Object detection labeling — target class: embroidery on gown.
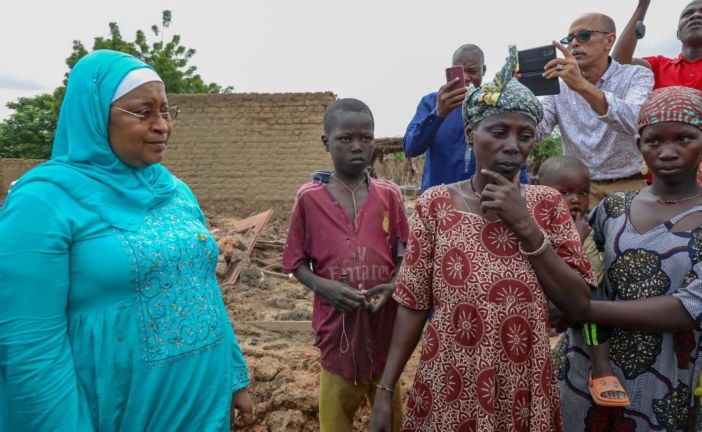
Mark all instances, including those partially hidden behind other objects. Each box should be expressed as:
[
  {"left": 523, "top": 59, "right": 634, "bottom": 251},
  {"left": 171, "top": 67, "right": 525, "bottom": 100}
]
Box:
[{"left": 114, "top": 189, "right": 224, "bottom": 366}]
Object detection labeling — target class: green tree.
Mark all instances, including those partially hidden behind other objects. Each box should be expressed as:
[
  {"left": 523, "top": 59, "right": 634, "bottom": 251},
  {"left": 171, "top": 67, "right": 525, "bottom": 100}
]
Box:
[
  {"left": 0, "top": 10, "right": 231, "bottom": 159},
  {"left": 528, "top": 131, "right": 563, "bottom": 179},
  {"left": 63, "top": 11, "right": 232, "bottom": 96},
  {"left": 0, "top": 94, "right": 57, "bottom": 159}
]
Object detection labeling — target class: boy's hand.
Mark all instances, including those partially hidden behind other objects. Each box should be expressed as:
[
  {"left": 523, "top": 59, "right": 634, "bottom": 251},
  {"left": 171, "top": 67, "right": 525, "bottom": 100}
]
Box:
[
  {"left": 316, "top": 279, "right": 365, "bottom": 313},
  {"left": 362, "top": 283, "right": 395, "bottom": 313},
  {"left": 573, "top": 210, "right": 591, "bottom": 243}
]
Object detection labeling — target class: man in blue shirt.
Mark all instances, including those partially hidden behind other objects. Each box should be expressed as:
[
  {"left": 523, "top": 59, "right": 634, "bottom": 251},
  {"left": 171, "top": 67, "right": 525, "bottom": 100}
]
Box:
[{"left": 404, "top": 44, "right": 528, "bottom": 191}]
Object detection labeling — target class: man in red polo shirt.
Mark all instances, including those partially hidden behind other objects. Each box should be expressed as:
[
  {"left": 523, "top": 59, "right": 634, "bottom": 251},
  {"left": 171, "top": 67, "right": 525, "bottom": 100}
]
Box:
[
  {"left": 614, "top": 0, "right": 702, "bottom": 90},
  {"left": 614, "top": 0, "right": 702, "bottom": 184}
]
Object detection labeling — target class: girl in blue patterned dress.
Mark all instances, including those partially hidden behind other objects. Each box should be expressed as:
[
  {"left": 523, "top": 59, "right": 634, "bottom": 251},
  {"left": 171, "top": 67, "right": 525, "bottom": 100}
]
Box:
[
  {"left": 554, "top": 86, "right": 702, "bottom": 431},
  {"left": 0, "top": 50, "right": 251, "bottom": 431}
]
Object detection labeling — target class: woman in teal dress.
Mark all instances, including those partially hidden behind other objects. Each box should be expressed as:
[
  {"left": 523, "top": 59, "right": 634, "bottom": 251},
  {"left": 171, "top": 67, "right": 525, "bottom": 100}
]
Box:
[{"left": 0, "top": 50, "right": 252, "bottom": 431}]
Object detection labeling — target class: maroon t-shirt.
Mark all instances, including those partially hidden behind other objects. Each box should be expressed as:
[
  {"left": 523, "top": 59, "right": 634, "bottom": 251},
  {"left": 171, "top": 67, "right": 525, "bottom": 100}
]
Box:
[{"left": 282, "top": 176, "right": 409, "bottom": 383}]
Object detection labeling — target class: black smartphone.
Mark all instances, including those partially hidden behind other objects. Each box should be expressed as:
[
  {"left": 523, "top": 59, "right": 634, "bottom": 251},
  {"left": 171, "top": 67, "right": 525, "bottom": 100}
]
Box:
[{"left": 517, "top": 45, "right": 560, "bottom": 96}]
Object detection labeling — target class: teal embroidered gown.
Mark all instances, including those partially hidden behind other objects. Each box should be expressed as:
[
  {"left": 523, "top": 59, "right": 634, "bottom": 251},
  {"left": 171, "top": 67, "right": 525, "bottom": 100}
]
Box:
[{"left": 0, "top": 179, "right": 249, "bottom": 431}]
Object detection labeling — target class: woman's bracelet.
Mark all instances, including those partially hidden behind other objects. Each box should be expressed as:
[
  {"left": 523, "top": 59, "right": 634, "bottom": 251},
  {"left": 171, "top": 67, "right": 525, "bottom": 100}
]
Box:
[
  {"left": 519, "top": 229, "right": 549, "bottom": 257},
  {"left": 376, "top": 384, "right": 395, "bottom": 394}
]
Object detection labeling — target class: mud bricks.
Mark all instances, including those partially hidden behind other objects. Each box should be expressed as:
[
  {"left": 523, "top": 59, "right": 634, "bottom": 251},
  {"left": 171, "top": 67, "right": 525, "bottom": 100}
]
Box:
[{"left": 163, "top": 92, "right": 336, "bottom": 216}]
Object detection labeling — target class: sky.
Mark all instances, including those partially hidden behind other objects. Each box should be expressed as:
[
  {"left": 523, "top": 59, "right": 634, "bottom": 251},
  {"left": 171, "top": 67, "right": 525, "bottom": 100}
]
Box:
[{"left": 0, "top": 0, "right": 687, "bottom": 138}]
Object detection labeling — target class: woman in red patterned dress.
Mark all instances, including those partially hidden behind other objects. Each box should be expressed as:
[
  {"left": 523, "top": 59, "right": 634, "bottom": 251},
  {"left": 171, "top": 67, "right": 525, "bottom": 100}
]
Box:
[{"left": 369, "top": 46, "right": 596, "bottom": 432}]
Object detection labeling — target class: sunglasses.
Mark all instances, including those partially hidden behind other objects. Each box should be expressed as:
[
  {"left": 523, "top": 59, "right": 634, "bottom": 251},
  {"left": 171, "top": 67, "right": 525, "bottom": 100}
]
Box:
[{"left": 559, "top": 29, "right": 611, "bottom": 45}]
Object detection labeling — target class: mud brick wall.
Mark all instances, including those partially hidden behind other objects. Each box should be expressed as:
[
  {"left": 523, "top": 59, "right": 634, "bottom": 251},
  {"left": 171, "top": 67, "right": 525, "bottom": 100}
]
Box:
[
  {"left": 0, "top": 158, "right": 44, "bottom": 203},
  {"left": 1, "top": 92, "right": 338, "bottom": 216},
  {"left": 164, "top": 92, "right": 337, "bottom": 217}
]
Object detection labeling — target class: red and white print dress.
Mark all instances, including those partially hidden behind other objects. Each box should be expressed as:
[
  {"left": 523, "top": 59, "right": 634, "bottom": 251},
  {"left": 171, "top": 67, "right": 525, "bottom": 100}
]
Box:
[{"left": 393, "top": 184, "right": 596, "bottom": 432}]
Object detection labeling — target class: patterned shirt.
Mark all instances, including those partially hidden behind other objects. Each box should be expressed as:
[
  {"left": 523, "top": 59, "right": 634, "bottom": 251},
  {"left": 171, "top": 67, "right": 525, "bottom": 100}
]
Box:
[
  {"left": 536, "top": 59, "right": 654, "bottom": 181},
  {"left": 554, "top": 191, "right": 702, "bottom": 431},
  {"left": 394, "top": 185, "right": 595, "bottom": 431}
]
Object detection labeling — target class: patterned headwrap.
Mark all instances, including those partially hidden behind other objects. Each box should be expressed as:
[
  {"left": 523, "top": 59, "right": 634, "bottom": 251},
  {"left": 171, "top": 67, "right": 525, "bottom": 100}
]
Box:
[
  {"left": 462, "top": 45, "right": 543, "bottom": 127},
  {"left": 638, "top": 86, "right": 702, "bottom": 132}
]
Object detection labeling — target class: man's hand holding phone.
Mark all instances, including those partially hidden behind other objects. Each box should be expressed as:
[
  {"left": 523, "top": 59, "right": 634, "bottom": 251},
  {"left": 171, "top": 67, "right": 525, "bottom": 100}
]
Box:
[
  {"left": 436, "top": 65, "right": 467, "bottom": 117},
  {"left": 542, "top": 41, "right": 587, "bottom": 93}
]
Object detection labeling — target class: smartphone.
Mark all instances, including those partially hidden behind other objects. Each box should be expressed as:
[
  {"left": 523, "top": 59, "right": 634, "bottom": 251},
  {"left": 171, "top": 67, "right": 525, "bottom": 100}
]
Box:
[
  {"left": 517, "top": 45, "right": 560, "bottom": 96},
  {"left": 445, "top": 65, "right": 465, "bottom": 89}
]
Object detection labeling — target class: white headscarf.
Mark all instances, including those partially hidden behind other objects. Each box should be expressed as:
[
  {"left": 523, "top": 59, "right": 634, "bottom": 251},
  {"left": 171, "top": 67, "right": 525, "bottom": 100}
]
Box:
[{"left": 111, "top": 67, "right": 164, "bottom": 103}]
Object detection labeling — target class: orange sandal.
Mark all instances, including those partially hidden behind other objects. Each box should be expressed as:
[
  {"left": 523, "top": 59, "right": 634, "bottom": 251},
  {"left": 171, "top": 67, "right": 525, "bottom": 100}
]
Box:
[{"left": 588, "top": 373, "right": 630, "bottom": 407}]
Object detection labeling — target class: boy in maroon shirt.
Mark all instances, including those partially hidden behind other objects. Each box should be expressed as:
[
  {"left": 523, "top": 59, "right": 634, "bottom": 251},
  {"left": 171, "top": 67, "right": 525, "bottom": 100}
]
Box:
[{"left": 282, "top": 98, "right": 409, "bottom": 431}]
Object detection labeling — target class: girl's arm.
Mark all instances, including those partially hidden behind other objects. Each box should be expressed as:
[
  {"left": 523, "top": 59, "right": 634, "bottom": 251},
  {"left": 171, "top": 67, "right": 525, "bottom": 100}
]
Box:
[{"left": 588, "top": 296, "right": 696, "bottom": 333}]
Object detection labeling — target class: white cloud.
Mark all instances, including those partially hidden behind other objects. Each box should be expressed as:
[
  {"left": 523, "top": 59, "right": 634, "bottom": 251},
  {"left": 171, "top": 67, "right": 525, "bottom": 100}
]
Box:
[{"left": 0, "top": 75, "right": 52, "bottom": 92}]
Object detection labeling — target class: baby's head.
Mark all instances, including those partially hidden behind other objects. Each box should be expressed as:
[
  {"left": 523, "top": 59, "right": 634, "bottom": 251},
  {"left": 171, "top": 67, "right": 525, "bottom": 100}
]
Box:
[{"left": 537, "top": 156, "right": 591, "bottom": 217}]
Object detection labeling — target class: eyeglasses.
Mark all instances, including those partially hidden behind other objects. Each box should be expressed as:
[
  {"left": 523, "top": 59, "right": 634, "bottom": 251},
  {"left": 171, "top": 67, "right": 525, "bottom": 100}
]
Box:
[
  {"left": 560, "top": 30, "right": 611, "bottom": 45},
  {"left": 111, "top": 105, "right": 180, "bottom": 124}
]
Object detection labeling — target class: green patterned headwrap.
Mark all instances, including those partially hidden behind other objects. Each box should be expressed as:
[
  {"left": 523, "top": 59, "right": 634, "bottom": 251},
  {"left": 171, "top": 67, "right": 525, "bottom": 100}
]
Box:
[{"left": 462, "top": 45, "right": 543, "bottom": 127}]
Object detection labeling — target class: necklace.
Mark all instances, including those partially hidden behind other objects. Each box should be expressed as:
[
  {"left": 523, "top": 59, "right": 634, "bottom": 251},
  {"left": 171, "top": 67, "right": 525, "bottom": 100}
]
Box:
[
  {"left": 331, "top": 174, "right": 366, "bottom": 220},
  {"left": 469, "top": 176, "right": 482, "bottom": 198},
  {"left": 644, "top": 187, "right": 702, "bottom": 204},
  {"left": 459, "top": 180, "right": 474, "bottom": 211}
]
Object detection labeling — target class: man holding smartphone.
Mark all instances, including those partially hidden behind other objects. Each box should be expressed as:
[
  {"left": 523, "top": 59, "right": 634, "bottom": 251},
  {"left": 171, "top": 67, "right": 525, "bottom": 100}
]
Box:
[
  {"left": 536, "top": 12, "right": 654, "bottom": 206},
  {"left": 404, "top": 44, "right": 533, "bottom": 192}
]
